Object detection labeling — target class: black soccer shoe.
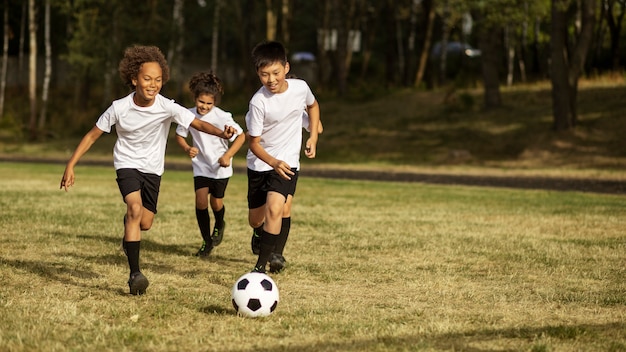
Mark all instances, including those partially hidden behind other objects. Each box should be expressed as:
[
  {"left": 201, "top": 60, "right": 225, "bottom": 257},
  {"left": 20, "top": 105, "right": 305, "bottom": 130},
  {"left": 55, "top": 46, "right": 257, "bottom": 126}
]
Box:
[
  {"left": 251, "top": 229, "right": 261, "bottom": 255},
  {"left": 128, "top": 272, "right": 149, "bottom": 295},
  {"left": 269, "top": 253, "right": 286, "bottom": 273},
  {"left": 195, "top": 241, "right": 214, "bottom": 259},
  {"left": 211, "top": 222, "right": 225, "bottom": 247},
  {"left": 251, "top": 264, "right": 266, "bottom": 273}
]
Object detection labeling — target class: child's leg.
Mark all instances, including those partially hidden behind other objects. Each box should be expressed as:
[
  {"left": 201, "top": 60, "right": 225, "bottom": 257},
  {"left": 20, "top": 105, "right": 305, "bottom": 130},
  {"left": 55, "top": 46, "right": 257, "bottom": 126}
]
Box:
[
  {"left": 273, "top": 195, "right": 293, "bottom": 256},
  {"left": 194, "top": 187, "right": 213, "bottom": 256},
  {"left": 249, "top": 206, "right": 265, "bottom": 254},
  {"left": 210, "top": 196, "right": 226, "bottom": 246},
  {"left": 254, "top": 192, "right": 285, "bottom": 272},
  {"left": 194, "top": 187, "right": 211, "bottom": 241},
  {"left": 122, "top": 191, "right": 152, "bottom": 295}
]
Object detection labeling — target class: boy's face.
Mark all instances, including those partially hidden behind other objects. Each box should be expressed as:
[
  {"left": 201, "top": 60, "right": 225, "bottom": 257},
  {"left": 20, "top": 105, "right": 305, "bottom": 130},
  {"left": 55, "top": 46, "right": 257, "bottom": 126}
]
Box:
[
  {"left": 131, "top": 62, "right": 163, "bottom": 106},
  {"left": 257, "top": 61, "right": 290, "bottom": 94},
  {"left": 195, "top": 93, "right": 215, "bottom": 116}
]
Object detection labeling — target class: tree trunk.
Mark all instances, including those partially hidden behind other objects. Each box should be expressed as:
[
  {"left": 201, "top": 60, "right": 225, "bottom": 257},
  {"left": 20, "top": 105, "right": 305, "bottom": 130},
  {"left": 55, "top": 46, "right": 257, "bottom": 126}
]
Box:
[
  {"left": 38, "top": 0, "right": 51, "bottom": 132},
  {"left": 167, "top": 0, "right": 185, "bottom": 100},
  {"left": 414, "top": 0, "right": 435, "bottom": 87},
  {"left": 474, "top": 10, "right": 502, "bottom": 108},
  {"left": 0, "top": 0, "right": 8, "bottom": 121},
  {"left": 605, "top": 0, "right": 625, "bottom": 70},
  {"left": 281, "top": 0, "right": 290, "bottom": 46},
  {"left": 438, "top": 1, "right": 450, "bottom": 85},
  {"left": 550, "top": 0, "right": 596, "bottom": 131},
  {"left": 211, "top": 0, "right": 222, "bottom": 71},
  {"left": 28, "top": 0, "right": 37, "bottom": 140},
  {"left": 505, "top": 26, "right": 515, "bottom": 86},
  {"left": 266, "top": 0, "right": 277, "bottom": 40},
  {"left": 18, "top": 1, "right": 26, "bottom": 78}
]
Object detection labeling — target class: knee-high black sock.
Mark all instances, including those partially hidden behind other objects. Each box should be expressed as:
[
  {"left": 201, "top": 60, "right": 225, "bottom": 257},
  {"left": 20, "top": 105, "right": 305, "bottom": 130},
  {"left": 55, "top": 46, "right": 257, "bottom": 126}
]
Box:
[
  {"left": 273, "top": 217, "right": 291, "bottom": 255},
  {"left": 195, "top": 208, "right": 211, "bottom": 243},
  {"left": 123, "top": 240, "right": 141, "bottom": 274},
  {"left": 213, "top": 206, "right": 225, "bottom": 229},
  {"left": 255, "top": 230, "right": 277, "bottom": 269}
]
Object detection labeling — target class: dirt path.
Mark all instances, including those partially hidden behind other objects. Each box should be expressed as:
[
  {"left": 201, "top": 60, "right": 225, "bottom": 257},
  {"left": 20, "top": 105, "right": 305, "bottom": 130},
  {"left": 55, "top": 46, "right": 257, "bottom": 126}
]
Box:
[{"left": 3, "top": 156, "right": 625, "bottom": 195}]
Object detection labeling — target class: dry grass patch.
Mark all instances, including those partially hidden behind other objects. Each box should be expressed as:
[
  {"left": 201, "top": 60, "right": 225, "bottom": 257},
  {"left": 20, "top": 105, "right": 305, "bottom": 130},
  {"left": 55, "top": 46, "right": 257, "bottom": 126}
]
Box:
[{"left": 0, "top": 162, "right": 625, "bottom": 351}]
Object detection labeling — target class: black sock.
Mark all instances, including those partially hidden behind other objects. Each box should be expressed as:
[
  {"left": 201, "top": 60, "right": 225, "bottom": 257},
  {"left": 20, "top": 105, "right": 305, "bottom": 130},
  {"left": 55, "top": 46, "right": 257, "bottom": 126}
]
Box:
[
  {"left": 213, "top": 206, "right": 225, "bottom": 229},
  {"left": 195, "top": 208, "right": 211, "bottom": 243},
  {"left": 253, "top": 224, "right": 263, "bottom": 237},
  {"left": 255, "top": 229, "right": 277, "bottom": 269},
  {"left": 123, "top": 240, "right": 141, "bottom": 274},
  {"left": 273, "top": 217, "right": 291, "bottom": 255}
]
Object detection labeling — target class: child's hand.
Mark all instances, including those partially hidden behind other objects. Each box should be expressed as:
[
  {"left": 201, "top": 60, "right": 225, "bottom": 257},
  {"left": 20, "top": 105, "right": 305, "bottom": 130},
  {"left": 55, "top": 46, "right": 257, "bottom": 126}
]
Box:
[
  {"left": 222, "top": 125, "right": 236, "bottom": 139},
  {"left": 188, "top": 147, "right": 199, "bottom": 158},
  {"left": 60, "top": 169, "right": 75, "bottom": 191},
  {"left": 305, "top": 138, "right": 317, "bottom": 158},
  {"left": 218, "top": 155, "right": 230, "bottom": 167},
  {"left": 271, "top": 159, "right": 294, "bottom": 180}
]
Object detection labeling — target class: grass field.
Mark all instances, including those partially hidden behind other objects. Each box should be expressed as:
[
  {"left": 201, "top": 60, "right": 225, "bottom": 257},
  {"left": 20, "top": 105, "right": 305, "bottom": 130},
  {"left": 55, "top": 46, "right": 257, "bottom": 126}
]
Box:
[{"left": 0, "top": 162, "right": 624, "bottom": 351}]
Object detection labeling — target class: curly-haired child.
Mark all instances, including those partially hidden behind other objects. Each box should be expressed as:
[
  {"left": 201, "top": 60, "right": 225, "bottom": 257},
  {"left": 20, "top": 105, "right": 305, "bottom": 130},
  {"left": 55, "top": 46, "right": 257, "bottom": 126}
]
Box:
[
  {"left": 175, "top": 71, "right": 245, "bottom": 258},
  {"left": 60, "top": 45, "right": 237, "bottom": 295}
]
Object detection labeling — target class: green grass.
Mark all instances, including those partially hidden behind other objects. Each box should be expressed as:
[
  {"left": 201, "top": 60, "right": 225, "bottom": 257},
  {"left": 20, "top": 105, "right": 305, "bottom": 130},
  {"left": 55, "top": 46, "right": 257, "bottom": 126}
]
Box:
[{"left": 0, "top": 162, "right": 625, "bottom": 351}]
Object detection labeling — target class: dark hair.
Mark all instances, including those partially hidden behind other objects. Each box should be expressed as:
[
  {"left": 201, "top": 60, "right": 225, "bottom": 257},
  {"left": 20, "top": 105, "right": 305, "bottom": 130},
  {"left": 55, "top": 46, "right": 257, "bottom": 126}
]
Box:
[
  {"left": 188, "top": 71, "right": 224, "bottom": 104},
  {"left": 251, "top": 41, "right": 287, "bottom": 71},
  {"left": 118, "top": 45, "right": 170, "bottom": 89}
]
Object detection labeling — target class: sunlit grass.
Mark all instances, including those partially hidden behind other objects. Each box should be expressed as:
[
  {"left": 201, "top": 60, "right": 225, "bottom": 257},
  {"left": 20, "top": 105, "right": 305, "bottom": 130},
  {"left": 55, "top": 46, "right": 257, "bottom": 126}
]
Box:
[{"left": 0, "top": 162, "right": 625, "bottom": 351}]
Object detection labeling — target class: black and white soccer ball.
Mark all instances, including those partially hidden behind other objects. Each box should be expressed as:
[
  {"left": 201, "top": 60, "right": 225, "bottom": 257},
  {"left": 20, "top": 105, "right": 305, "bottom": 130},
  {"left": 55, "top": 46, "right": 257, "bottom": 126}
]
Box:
[{"left": 231, "top": 272, "right": 279, "bottom": 317}]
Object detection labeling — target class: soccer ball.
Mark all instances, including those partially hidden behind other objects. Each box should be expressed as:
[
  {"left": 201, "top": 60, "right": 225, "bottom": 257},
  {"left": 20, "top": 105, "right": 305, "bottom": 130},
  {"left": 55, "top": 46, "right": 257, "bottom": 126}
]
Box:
[{"left": 231, "top": 272, "right": 279, "bottom": 317}]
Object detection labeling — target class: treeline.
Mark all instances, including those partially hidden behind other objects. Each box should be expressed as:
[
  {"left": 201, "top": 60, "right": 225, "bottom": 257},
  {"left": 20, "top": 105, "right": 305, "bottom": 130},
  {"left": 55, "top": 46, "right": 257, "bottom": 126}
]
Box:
[{"left": 0, "top": 0, "right": 625, "bottom": 140}]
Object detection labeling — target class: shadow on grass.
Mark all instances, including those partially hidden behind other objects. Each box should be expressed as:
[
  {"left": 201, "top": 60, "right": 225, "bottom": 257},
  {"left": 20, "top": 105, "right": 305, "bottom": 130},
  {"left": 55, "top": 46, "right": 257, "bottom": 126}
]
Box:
[{"left": 227, "top": 321, "right": 625, "bottom": 352}]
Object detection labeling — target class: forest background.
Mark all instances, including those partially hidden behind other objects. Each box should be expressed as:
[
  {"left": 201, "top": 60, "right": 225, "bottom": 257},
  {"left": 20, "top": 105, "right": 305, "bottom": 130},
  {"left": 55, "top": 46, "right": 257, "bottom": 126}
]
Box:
[{"left": 0, "top": 0, "right": 625, "bottom": 160}]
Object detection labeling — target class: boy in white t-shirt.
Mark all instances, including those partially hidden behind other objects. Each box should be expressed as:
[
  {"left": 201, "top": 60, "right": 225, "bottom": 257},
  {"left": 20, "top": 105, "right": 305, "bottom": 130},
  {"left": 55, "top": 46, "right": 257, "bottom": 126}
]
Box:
[
  {"left": 176, "top": 71, "right": 245, "bottom": 258},
  {"left": 245, "top": 41, "right": 321, "bottom": 273},
  {"left": 60, "top": 45, "right": 236, "bottom": 295}
]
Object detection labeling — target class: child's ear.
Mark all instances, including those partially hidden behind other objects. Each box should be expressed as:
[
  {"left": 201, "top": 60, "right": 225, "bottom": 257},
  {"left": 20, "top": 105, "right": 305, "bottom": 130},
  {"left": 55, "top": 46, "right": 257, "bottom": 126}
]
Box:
[
  {"left": 131, "top": 77, "right": 137, "bottom": 87},
  {"left": 284, "top": 62, "right": 290, "bottom": 75}
]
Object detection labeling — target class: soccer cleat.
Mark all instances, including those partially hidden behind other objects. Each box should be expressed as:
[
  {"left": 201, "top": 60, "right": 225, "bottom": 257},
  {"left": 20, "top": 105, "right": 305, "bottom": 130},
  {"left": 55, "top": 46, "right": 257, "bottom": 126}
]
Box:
[
  {"left": 250, "top": 229, "right": 261, "bottom": 255},
  {"left": 211, "top": 222, "right": 225, "bottom": 247},
  {"left": 195, "top": 241, "right": 214, "bottom": 259},
  {"left": 128, "top": 272, "right": 149, "bottom": 295},
  {"left": 269, "top": 253, "right": 286, "bottom": 273},
  {"left": 251, "top": 264, "right": 266, "bottom": 273}
]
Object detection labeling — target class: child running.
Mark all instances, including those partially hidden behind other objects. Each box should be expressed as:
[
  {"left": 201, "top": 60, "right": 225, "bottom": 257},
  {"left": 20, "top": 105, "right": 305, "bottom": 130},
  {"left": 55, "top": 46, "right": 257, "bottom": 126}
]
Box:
[
  {"left": 60, "top": 45, "right": 236, "bottom": 295},
  {"left": 175, "top": 71, "right": 245, "bottom": 258},
  {"left": 245, "top": 41, "right": 321, "bottom": 273}
]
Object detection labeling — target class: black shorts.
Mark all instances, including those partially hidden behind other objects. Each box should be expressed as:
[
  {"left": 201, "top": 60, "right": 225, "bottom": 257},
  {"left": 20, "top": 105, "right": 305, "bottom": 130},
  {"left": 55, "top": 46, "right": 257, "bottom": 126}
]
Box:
[
  {"left": 194, "top": 176, "right": 229, "bottom": 198},
  {"left": 247, "top": 168, "right": 298, "bottom": 209},
  {"left": 116, "top": 168, "right": 161, "bottom": 214}
]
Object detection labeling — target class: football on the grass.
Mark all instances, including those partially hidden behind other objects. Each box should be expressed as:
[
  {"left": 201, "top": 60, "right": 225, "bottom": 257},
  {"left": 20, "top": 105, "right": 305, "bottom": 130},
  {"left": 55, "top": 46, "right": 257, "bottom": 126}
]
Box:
[{"left": 231, "top": 272, "right": 279, "bottom": 317}]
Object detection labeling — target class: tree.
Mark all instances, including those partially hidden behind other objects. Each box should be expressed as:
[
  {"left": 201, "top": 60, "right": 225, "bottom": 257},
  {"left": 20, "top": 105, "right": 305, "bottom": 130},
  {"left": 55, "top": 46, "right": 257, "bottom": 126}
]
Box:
[
  {"left": 0, "top": 0, "right": 8, "bottom": 121},
  {"left": 38, "top": 0, "right": 51, "bottom": 132},
  {"left": 27, "top": 0, "right": 37, "bottom": 140},
  {"left": 550, "top": 0, "right": 596, "bottom": 131},
  {"left": 604, "top": 0, "right": 626, "bottom": 70},
  {"left": 414, "top": 0, "right": 435, "bottom": 87}
]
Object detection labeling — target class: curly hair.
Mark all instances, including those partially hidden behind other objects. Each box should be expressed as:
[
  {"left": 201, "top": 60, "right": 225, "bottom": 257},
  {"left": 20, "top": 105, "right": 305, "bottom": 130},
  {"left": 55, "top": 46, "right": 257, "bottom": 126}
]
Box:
[
  {"left": 188, "top": 71, "right": 224, "bottom": 104},
  {"left": 118, "top": 45, "right": 170, "bottom": 89}
]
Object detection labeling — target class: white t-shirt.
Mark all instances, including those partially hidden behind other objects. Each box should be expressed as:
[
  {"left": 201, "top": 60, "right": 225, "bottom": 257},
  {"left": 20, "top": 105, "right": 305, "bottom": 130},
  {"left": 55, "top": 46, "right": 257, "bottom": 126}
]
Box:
[
  {"left": 245, "top": 79, "right": 315, "bottom": 172},
  {"left": 176, "top": 106, "right": 243, "bottom": 179},
  {"left": 96, "top": 93, "right": 195, "bottom": 176}
]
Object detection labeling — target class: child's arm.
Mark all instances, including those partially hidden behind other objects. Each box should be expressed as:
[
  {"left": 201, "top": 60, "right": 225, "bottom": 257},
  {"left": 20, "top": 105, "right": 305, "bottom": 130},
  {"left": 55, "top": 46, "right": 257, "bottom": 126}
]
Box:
[
  {"left": 175, "top": 134, "right": 198, "bottom": 158},
  {"left": 304, "top": 100, "right": 321, "bottom": 158},
  {"left": 190, "top": 118, "right": 236, "bottom": 139},
  {"left": 249, "top": 135, "right": 295, "bottom": 180},
  {"left": 60, "top": 126, "right": 104, "bottom": 191},
  {"left": 218, "top": 132, "right": 246, "bottom": 167}
]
